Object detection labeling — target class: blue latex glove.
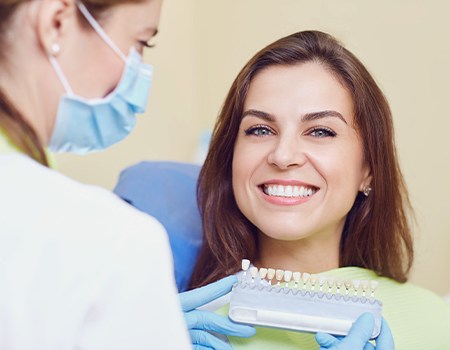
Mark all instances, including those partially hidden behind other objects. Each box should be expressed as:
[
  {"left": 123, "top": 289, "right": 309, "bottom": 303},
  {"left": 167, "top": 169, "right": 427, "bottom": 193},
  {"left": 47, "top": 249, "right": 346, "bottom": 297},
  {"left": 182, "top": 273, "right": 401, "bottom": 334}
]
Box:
[
  {"left": 180, "top": 275, "right": 256, "bottom": 350},
  {"left": 315, "top": 313, "right": 395, "bottom": 350}
]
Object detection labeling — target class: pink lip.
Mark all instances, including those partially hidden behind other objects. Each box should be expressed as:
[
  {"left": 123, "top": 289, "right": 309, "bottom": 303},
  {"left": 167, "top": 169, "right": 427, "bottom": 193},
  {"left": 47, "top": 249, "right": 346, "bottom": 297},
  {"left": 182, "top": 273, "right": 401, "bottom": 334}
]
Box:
[{"left": 261, "top": 179, "right": 319, "bottom": 188}]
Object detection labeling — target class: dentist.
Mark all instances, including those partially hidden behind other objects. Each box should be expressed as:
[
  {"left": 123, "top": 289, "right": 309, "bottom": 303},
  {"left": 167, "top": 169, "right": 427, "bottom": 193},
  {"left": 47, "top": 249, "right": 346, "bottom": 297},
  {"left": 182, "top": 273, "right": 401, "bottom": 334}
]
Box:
[{"left": 0, "top": 0, "right": 191, "bottom": 349}]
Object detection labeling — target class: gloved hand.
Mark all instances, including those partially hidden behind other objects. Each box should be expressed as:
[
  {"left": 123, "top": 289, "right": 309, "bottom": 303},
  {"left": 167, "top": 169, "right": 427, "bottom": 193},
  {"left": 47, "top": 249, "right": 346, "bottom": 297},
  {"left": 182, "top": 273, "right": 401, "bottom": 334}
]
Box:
[
  {"left": 180, "top": 275, "right": 256, "bottom": 350},
  {"left": 315, "top": 313, "right": 394, "bottom": 350}
]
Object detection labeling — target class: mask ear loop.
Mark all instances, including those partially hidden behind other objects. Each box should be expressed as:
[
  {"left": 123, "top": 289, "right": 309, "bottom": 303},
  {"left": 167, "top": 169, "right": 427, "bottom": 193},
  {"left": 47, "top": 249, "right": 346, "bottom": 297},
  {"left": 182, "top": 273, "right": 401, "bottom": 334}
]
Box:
[
  {"left": 77, "top": 2, "right": 127, "bottom": 63},
  {"left": 49, "top": 55, "right": 75, "bottom": 96}
]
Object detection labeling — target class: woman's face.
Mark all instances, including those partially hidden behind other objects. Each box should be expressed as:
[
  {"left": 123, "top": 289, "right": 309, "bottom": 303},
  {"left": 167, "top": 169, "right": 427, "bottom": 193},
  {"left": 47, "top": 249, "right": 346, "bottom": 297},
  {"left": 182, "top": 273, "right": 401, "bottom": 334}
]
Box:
[
  {"left": 232, "top": 62, "right": 371, "bottom": 246},
  {"left": 40, "top": 0, "right": 162, "bottom": 142},
  {"left": 61, "top": 0, "right": 162, "bottom": 98}
]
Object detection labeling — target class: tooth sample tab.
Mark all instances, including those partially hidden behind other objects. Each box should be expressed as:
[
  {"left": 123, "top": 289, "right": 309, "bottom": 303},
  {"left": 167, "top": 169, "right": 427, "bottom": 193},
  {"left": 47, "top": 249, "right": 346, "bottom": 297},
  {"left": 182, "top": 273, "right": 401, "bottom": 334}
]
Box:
[
  {"left": 335, "top": 279, "right": 343, "bottom": 295},
  {"left": 250, "top": 266, "right": 258, "bottom": 282},
  {"left": 293, "top": 272, "right": 301, "bottom": 288},
  {"left": 275, "top": 269, "right": 284, "bottom": 286},
  {"left": 242, "top": 259, "right": 250, "bottom": 271},
  {"left": 370, "top": 281, "right": 379, "bottom": 298},
  {"left": 344, "top": 280, "right": 352, "bottom": 295},
  {"left": 302, "top": 272, "right": 311, "bottom": 289},
  {"left": 241, "top": 259, "right": 250, "bottom": 282},
  {"left": 267, "top": 268, "right": 276, "bottom": 285},
  {"left": 284, "top": 270, "right": 293, "bottom": 287},
  {"left": 259, "top": 268, "right": 268, "bottom": 279},
  {"left": 361, "top": 280, "right": 369, "bottom": 297},
  {"left": 327, "top": 277, "right": 335, "bottom": 293},
  {"left": 310, "top": 274, "right": 318, "bottom": 291},
  {"left": 353, "top": 280, "right": 361, "bottom": 296},
  {"left": 319, "top": 276, "right": 327, "bottom": 292}
]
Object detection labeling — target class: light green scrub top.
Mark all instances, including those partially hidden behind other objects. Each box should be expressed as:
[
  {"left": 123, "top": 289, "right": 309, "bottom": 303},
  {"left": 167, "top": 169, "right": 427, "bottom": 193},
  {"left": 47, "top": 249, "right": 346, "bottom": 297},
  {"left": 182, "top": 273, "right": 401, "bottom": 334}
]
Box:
[{"left": 218, "top": 267, "right": 450, "bottom": 350}]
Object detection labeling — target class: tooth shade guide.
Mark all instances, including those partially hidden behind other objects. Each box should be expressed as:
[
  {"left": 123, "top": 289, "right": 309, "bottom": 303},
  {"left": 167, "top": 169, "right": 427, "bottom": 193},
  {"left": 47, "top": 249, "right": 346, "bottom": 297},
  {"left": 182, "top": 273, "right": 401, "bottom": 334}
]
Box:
[{"left": 236, "top": 261, "right": 380, "bottom": 300}]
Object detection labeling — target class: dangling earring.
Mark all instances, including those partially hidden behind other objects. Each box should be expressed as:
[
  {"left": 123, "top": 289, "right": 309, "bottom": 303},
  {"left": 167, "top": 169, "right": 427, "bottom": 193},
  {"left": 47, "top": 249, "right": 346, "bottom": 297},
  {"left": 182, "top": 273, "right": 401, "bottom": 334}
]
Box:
[
  {"left": 363, "top": 185, "right": 372, "bottom": 197},
  {"left": 50, "top": 43, "right": 61, "bottom": 56}
]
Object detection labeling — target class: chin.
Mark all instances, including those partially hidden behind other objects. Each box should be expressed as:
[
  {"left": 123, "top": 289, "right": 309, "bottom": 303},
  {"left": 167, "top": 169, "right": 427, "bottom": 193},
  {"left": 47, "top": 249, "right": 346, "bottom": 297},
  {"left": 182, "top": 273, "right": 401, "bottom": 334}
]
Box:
[{"left": 260, "top": 229, "right": 312, "bottom": 242}]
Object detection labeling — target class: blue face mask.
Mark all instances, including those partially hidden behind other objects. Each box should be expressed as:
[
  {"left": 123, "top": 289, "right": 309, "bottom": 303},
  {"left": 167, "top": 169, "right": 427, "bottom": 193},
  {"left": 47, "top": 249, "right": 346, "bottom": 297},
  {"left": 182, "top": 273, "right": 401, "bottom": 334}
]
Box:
[{"left": 48, "top": 3, "right": 154, "bottom": 154}]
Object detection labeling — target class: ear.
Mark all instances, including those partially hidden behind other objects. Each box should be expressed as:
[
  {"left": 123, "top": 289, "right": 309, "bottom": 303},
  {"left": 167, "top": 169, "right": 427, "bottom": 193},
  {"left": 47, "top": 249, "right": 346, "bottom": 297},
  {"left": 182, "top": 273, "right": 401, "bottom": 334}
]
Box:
[
  {"left": 359, "top": 163, "right": 372, "bottom": 192},
  {"left": 35, "top": 0, "right": 77, "bottom": 56}
]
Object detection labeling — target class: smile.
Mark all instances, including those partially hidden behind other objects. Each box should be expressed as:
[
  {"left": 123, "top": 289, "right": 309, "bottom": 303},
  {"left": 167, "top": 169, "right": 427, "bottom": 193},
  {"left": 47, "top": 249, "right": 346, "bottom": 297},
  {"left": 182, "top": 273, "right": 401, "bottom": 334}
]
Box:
[{"left": 263, "top": 184, "right": 318, "bottom": 198}]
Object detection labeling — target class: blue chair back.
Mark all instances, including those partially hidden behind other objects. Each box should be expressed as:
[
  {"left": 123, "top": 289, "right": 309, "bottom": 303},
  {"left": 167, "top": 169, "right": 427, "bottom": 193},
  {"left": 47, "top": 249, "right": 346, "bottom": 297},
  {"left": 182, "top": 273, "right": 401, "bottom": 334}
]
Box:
[{"left": 114, "top": 161, "right": 202, "bottom": 292}]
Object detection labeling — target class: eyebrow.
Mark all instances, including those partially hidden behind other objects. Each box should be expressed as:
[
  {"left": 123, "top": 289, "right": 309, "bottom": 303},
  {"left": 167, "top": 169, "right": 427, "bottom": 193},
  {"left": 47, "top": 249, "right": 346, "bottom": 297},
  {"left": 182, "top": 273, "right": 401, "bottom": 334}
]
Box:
[
  {"left": 242, "top": 109, "right": 348, "bottom": 125},
  {"left": 302, "top": 110, "right": 347, "bottom": 125},
  {"left": 242, "top": 109, "right": 275, "bottom": 122}
]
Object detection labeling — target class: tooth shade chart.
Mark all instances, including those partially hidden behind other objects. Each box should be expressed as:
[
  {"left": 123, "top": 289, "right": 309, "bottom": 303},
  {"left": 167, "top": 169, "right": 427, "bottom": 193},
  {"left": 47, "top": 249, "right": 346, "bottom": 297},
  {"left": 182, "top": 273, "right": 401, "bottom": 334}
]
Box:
[{"left": 239, "top": 259, "right": 379, "bottom": 299}]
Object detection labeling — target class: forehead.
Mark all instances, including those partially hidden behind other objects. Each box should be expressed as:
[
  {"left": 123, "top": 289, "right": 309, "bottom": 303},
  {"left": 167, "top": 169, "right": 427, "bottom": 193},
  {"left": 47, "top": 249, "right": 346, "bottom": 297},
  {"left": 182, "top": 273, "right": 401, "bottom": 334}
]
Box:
[
  {"left": 245, "top": 62, "right": 355, "bottom": 123},
  {"left": 102, "top": 0, "right": 162, "bottom": 34}
]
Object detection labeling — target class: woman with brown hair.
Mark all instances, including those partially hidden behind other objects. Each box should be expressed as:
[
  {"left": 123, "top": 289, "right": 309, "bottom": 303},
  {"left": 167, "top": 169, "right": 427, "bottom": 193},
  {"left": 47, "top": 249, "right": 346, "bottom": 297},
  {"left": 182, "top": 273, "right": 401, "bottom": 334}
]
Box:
[
  {"left": 0, "top": 0, "right": 192, "bottom": 348},
  {"left": 190, "top": 30, "right": 450, "bottom": 349}
]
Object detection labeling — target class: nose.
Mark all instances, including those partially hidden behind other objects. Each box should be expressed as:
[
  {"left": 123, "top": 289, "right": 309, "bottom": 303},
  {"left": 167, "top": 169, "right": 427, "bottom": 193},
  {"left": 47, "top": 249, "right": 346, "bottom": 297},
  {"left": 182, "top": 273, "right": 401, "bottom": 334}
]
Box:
[{"left": 267, "top": 134, "right": 307, "bottom": 169}]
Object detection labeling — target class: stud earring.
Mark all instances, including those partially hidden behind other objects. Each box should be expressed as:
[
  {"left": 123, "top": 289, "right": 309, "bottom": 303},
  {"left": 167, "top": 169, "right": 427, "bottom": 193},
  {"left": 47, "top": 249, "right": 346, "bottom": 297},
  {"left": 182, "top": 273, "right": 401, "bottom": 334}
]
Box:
[
  {"left": 363, "top": 186, "right": 372, "bottom": 197},
  {"left": 50, "top": 43, "right": 61, "bottom": 55}
]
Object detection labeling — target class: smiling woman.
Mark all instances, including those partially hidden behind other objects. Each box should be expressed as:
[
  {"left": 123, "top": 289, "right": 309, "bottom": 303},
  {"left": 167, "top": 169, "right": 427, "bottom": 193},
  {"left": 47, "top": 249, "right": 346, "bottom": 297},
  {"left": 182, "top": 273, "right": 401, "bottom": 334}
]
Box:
[
  {"left": 189, "top": 30, "right": 450, "bottom": 349},
  {"left": 191, "top": 31, "right": 411, "bottom": 286}
]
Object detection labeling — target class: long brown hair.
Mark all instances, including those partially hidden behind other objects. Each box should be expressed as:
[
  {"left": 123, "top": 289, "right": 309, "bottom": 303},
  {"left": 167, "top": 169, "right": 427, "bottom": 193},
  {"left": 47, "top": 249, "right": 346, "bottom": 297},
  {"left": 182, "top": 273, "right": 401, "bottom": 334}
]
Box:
[
  {"left": 0, "top": 0, "right": 141, "bottom": 165},
  {"left": 190, "top": 30, "right": 414, "bottom": 289}
]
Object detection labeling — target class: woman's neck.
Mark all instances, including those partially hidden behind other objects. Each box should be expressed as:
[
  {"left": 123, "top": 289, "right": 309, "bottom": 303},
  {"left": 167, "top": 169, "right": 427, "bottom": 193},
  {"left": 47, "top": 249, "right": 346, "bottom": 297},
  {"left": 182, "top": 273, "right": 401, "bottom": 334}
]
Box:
[{"left": 256, "top": 229, "right": 342, "bottom": 274}]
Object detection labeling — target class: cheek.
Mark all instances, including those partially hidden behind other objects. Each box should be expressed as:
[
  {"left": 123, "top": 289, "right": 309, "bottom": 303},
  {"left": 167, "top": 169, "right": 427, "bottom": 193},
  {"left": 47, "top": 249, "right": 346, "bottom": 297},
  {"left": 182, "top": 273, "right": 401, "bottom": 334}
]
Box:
[
  {"left": 231, "top": 146, "right": 247, "bottom": 197},
  {"left": 310, "top": 141, "right": 366, "bottom": 193},
  {"left": 231, "top": 141, "right": 260, "bottom": 211}
]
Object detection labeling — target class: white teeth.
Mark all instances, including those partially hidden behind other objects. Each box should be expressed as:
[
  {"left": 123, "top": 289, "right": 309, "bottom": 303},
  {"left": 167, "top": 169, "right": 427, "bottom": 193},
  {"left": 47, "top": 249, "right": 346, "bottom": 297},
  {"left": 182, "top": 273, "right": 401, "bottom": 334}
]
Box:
[
  {"left": 285, "top": 186, "right": 293, "bottom": 196},
  {"left": 299, "top": 186, "right": 305, "bottom": 197},
  {"left": 277, "top": 185, "right": 285, "bottom": 196},
  {"left": 264, "top": 184, "right": 317, "bottom": 198}
]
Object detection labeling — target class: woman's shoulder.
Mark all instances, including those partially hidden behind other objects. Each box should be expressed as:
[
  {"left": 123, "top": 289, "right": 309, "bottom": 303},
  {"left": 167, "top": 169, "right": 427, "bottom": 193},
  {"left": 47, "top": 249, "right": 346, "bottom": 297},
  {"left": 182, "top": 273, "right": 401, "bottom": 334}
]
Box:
[
  {"left": 327, "top": 266, "right": 449, "bottom": 311},
  {"left": 329, "top": 267, "right": 450, "bottom": 349}
]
